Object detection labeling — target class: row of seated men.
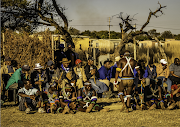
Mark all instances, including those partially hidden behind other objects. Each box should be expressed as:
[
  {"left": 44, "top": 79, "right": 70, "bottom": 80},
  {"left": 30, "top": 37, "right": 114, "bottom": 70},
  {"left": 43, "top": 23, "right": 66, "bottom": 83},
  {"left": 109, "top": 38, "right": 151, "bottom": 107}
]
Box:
[{"left": 1, "top": 52, "right": 180, "bottom": 113}]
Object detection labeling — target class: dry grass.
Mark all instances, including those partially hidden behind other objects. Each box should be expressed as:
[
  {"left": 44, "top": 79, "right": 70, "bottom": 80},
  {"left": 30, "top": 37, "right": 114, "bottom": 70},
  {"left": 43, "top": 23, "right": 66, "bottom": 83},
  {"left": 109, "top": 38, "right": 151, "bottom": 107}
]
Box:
[
  {"left": 1, "top": 98, "right": 180, "bottom": 127},
  {"left": 2, "top": 30, "right": 52, "bottom": 69}
]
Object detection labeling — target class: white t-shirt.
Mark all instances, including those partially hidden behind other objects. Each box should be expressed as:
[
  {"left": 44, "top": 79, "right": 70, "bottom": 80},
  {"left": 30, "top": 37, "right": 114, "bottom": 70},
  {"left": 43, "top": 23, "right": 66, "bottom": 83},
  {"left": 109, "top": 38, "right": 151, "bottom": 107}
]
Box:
[{"left": 18, "top": 87, "right": 38, "bottom": 101}]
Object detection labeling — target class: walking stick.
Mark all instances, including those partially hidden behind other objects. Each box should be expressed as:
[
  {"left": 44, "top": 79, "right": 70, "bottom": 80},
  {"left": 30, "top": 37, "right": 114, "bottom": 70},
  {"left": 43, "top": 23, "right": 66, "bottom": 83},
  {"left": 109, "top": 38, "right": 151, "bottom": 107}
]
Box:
[
  {"left": 57, "top": 72, "right": 63, "bottom": 90},
  {"left": 141, "top": 81, "right": 143, "bottom": 110},
  {"left": 39, "top": 74, "right": 43, "bottom": 107}
]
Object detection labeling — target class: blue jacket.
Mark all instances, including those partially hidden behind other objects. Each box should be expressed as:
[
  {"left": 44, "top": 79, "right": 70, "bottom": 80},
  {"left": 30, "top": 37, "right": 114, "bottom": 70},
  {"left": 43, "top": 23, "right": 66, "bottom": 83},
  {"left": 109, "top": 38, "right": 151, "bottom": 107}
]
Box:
[
  {"left": 98, "top": 66, "right": 110, "bottom": 80},
  {"left": 134, "top": 68, "right": 147, "bottom": 78},
  {"left": 110, "top": 64, "right": 117, "bottom": 79},
  {"left": 146, "top": 65, "right": 157, "bottom": 79}
]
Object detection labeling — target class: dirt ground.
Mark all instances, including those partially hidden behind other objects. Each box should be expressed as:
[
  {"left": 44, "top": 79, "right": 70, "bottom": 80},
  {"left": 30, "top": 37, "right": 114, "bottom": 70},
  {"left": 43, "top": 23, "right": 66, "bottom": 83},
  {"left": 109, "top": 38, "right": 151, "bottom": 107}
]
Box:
[{"left": 1, "top": 98, "right": 180, "bottom": 127}]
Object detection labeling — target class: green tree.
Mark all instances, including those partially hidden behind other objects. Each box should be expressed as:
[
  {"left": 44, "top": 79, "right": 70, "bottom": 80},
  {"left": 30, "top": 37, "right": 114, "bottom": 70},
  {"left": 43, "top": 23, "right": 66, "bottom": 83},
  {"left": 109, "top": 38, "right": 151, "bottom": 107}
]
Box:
[
  {"left": 1, "top": 0, "right": 74, "bottom": 46},
  {"left": 174, "top": 34, "right": 180, "bottom": 40},
  {"left": 161, "top": 31, "right": 173, "bottom": 40}
]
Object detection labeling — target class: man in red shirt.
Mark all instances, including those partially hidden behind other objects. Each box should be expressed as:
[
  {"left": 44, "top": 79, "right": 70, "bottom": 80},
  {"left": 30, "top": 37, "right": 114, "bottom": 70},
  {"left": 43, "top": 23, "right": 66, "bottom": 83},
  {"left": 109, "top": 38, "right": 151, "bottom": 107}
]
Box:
[{"left": 167, "top": 83, "right": 180, "bottom": 109}]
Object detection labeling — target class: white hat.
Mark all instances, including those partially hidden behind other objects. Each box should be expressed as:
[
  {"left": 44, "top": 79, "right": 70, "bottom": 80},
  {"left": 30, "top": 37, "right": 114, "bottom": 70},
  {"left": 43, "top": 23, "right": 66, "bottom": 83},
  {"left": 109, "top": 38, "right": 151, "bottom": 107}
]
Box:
[
  {"left": 115, "top": 56, "right": 121, "bottom": 62},
  {"left": 160, "top": 59, "right": 167, "bottom": 64},
  {"left": 34, "top": 63, "right": 43, "bottom": 69}
]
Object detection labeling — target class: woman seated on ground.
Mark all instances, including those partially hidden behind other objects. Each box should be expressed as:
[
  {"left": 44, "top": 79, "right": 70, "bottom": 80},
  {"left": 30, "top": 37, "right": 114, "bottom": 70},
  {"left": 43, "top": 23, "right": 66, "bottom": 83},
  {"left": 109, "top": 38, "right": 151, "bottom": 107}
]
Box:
[{"left": 76, "top": 81, "right": 110, "bottom": 113}]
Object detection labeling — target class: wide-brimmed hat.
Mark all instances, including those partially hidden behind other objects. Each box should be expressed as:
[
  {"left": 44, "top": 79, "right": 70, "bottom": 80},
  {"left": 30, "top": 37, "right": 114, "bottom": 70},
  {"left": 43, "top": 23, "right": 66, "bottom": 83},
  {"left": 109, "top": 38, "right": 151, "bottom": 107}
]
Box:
[
  {"left": 5, "top": 57, "right": 11, "bottom": 61},
  {"left": 34, "top": 63, "right": 43, "bottom": 69},
  {"left": 22, "top": 65, "right": 30, "bottom": 71},
  {"left": 60, "top": 58, "right": 71, "bottom": 63}
]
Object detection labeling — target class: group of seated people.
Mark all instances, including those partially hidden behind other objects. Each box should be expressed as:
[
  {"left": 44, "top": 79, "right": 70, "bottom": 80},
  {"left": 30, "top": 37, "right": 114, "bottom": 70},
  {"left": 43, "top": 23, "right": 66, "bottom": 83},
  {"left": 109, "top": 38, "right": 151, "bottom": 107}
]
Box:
[{"left": 1, "top": 50, "right": 180, "bottom": 114}]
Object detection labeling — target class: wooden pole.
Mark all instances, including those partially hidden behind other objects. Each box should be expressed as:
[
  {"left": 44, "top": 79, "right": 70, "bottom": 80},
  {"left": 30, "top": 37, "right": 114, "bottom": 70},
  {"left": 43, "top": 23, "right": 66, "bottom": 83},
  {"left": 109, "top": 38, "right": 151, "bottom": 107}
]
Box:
[
  {"left": 147, "top": 46, "right": 149, "bottom": 65},
  {"left": 93, "top": 48, "right": 96, "bottom": 66},
  {"left": 109, "top": 17, "right": 111, "bottom": 39},
  {"left": 52, "top": 35, "right": 54, "bottom": 62},
  {"left": 133, "top": 37, "right": 136, "bottom": 60}
]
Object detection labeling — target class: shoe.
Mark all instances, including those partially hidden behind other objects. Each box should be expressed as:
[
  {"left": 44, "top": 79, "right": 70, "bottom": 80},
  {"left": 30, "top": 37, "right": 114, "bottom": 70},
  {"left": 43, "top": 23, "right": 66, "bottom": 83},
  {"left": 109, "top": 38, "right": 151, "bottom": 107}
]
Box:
[
  {"left": 167, "top": 103, "right": 176, "bottom": 110},
  {"left": 25, "top": 108, "right": 30, "bottom": 114},
  {"left": 100, "top": 108, "right": 110, "bottom": 112},
  {"left": 148, "top": 103, "right": 156, "bottom": 110},
  {"left": 86, "top": 104, "right": 94, "bottom": 113},
  {"left": 62, "top": 105, "right": 70, "bottom": 114},
  {"left": 38, "top": 107, "right": 45, "bottom": 113},
  {"left": 160, "top": 102, "right": 165, "bottom": 110}
]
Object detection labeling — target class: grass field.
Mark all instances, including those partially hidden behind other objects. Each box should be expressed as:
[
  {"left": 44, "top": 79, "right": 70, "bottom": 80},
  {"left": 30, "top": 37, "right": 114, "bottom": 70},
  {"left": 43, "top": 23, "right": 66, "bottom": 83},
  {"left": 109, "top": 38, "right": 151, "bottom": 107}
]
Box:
[{"left": 1, "top": 98, "right": 180, "bottom": 127}]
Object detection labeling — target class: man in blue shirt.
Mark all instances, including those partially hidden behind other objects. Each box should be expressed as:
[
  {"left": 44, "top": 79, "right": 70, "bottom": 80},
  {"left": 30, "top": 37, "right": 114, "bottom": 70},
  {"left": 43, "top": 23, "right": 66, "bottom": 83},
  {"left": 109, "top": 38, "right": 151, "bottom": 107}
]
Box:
[{"left": 98, "top": 60, "right": 111, "bottom": 88}]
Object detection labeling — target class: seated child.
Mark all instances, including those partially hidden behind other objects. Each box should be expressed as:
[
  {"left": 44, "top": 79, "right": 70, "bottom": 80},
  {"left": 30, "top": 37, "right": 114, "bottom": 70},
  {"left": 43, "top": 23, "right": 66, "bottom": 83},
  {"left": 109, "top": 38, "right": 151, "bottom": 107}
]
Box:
[
  {"left": 44, "top": 87, "right": 59, "bottom": 113},
  {"left": 77, "top": 81, "right": 110, "bottom": 113},
  {"left": 58, "top": 83, "right": 77, "bottom": 114}
]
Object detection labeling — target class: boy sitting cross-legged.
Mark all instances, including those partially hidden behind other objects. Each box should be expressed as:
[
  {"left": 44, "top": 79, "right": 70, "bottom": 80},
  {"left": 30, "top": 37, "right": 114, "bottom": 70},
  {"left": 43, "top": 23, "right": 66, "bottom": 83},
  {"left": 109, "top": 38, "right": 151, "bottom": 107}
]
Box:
[{"left": 76, "top": 81, "right": 110, "bottom": 113}]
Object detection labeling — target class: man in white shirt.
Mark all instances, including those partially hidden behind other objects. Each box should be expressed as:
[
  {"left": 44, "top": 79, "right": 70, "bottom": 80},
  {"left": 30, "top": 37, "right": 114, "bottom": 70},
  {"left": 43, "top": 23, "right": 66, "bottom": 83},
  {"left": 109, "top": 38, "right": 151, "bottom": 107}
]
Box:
[{"left": 18, "top": 79, "right": 45, "bottom": 114}]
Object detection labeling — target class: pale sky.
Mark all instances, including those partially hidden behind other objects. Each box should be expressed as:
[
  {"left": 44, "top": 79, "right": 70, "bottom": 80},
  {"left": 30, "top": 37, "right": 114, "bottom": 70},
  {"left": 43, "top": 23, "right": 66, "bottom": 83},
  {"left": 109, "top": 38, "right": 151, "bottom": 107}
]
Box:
[{"left": 40, "top": 0, "right": 180, "bottom": 35}]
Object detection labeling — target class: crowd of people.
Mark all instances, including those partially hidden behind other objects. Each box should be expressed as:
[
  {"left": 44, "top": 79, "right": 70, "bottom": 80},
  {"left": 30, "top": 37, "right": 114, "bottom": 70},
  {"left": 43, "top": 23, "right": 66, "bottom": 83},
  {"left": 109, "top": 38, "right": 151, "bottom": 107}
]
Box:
[{"left": 1, "top": 44, "right": 180, "bottom": 114}]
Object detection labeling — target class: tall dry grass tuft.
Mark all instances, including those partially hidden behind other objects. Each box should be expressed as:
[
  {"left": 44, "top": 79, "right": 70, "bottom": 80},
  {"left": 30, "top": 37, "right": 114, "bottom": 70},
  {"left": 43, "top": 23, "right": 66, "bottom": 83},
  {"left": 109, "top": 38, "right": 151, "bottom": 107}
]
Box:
[{"left": 3, "top": 30, "right": 52, "bottom": 70}]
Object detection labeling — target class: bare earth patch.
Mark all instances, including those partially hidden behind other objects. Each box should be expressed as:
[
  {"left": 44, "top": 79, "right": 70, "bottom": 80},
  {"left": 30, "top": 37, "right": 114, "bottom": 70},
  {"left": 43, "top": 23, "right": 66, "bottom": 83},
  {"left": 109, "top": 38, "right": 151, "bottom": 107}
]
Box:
[{"left": 1, "top": 98, "right": 180, "bottom": 127}]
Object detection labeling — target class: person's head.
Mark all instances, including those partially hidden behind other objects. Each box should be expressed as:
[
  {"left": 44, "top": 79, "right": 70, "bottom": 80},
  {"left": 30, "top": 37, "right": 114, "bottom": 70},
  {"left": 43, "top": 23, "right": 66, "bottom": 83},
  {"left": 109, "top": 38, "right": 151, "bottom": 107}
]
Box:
[
  {"left": 48, "top": 87, "right": 53, "bottom": 94},
  {"left": 88, "top": 57, "right": 94, "bottom": 66},
  {"left": 47, "top": 60, "right": 54, "bottom": 70},
  {"left": 160, "top": 59, "right": 167, "bottom": 66},
  {"left": 5, "top": 57, "right": 11, "bottom": 66},
  {"left": 75, "top": 59, "right": 82, "bottom": 68},
  {"left": 23, "top": 79, "right": 32, "bottom": 89},
  {"left": 61, "top": 58, "right": 71, "bottom": 68},
  {"left": 67, "top": 43, "right": 72, "bottom": 49},
  {"left": 104, "top": 60, "right": 111, "bottom": 69},
  {"left": 124, "top": 50, "right": 131, "bottom": 57},
  {"left": 34, "top": 63, "right": 43, "bottom": 73},
  {"left": 174, "top": 58, "right": 179, "bottom": 65},
  {"left": 64, "top": 83, "right": 73, "bottom": 92},
  {"left": 22, "top": 65, "right": 30, "bottom": 74},
  {"left": 84, "top": 81, "right": 92, "bottom": 91}
]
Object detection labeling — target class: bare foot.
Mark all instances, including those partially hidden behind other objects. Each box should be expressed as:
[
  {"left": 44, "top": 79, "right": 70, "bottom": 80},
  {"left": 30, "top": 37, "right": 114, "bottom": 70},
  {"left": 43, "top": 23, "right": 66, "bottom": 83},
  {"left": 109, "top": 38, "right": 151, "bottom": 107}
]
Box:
[{"left": 120, "top": 105, "right": 127, "bottom": 112}]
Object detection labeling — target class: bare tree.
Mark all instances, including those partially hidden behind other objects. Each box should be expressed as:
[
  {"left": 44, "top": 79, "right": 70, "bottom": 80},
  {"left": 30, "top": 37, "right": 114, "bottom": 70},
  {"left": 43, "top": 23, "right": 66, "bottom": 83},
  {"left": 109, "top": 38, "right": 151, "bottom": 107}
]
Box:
[
  {"left": 1, "top": 0, "right": 74, "bottom": 47},
  {"left": 112, "top": 2, "right": 166, "bottom": 59}
]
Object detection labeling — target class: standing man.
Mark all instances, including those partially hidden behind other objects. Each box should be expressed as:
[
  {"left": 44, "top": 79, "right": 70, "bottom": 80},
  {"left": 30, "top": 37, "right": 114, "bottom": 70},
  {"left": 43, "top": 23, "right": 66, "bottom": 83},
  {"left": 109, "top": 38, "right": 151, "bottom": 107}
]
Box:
[
  {"left": 65, "top": 44, "right": 77, "bottom": 67},
  {"left": 73, "top": 59, "right": 87, "bottom": 90},
  {"left": 54, "top": 44, "right": 66, "bottom": 68},
  {"left": 114, "top": 50, "right": 137, "bottom": 112}
]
